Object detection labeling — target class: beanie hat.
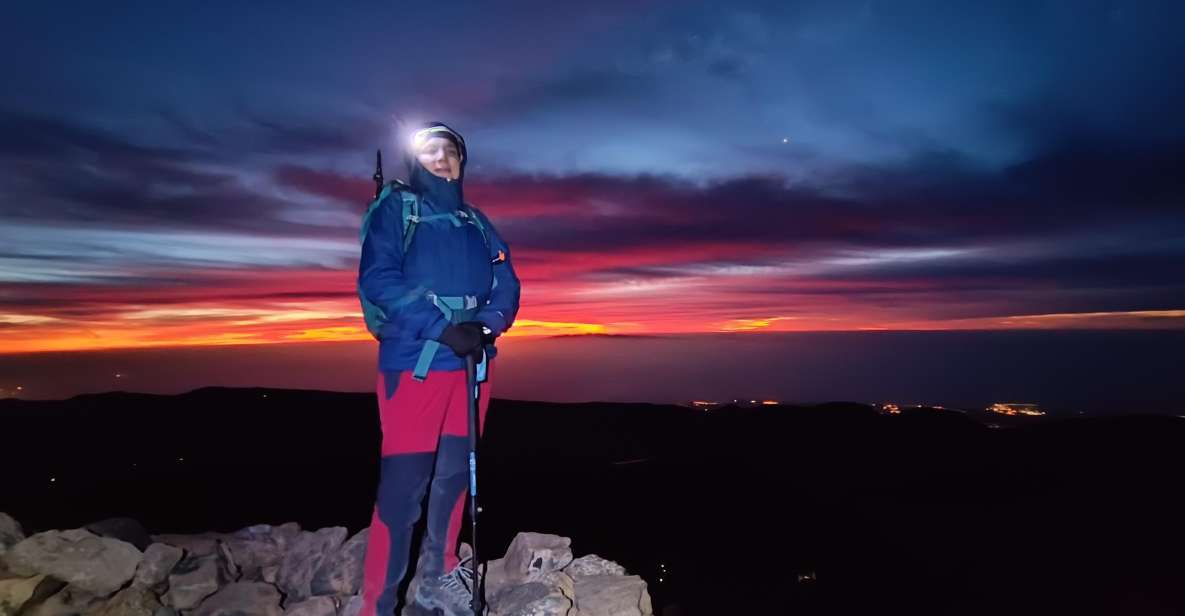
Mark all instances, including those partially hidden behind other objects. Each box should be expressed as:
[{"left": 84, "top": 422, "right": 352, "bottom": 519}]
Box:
[{"left": 410, "top": 122, "right": 466, "bottom": 161}]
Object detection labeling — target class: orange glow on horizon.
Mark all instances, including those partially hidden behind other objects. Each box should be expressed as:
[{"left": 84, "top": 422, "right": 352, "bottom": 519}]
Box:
[
  {"left": 2, "top": 255, "right": 1182, "bottom": 359},
  {"left": 502, "top": 319, "right": 609, "bottom": 336},
  {"left": 2, "top": 306, "right": 1184, "bottom": 354},
  {"left": 0, "top": 306, "right": 620, "bottom": 354}
]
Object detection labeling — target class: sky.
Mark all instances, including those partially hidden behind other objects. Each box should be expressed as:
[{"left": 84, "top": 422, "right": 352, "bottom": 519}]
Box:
[{"left": 1, "top": 1, "right": 1184, "bottom": 401}]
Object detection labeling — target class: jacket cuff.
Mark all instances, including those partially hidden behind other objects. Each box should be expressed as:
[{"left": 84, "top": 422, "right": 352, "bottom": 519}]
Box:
[{"left": 475, "top": 308, "right": 508, "bottom": 337}]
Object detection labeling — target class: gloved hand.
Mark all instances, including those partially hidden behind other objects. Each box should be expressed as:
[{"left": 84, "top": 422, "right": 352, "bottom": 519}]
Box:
[
  {"left": 438, "top": 322, "right": 484, "bottom": 358},
  {"left": 459, "top": 320, "right": 495, "bottom": 346}
]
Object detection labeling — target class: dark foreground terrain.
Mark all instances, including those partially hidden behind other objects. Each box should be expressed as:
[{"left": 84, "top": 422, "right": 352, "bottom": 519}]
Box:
[{"left": 3, "top": 389, "right": 1183, "bottom": 615}]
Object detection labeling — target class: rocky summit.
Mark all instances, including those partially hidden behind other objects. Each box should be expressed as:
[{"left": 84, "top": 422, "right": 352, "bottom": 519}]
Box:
[{"left": 0, "top": 513, "right": 652, "bottom": 616}]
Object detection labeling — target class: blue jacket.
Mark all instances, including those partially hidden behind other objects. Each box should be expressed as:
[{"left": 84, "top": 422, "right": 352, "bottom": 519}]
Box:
[{"left": 357, "top": 127, "right": 521, "bottom": 372}]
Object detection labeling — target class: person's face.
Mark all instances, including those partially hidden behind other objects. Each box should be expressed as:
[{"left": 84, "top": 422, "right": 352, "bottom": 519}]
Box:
[{"left": 415, "top": 137, "right": 463, "bottom": 180}]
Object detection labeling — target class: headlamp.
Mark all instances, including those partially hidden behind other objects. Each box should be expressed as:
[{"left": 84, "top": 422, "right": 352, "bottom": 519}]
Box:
[{"left": 410, "top": 125, "right": 465, "bottom": 155}]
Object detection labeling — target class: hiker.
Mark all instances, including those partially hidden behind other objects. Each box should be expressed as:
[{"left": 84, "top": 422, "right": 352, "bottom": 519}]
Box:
[{"left": 356, "top": 121, "right": 521, "bottom": 615}]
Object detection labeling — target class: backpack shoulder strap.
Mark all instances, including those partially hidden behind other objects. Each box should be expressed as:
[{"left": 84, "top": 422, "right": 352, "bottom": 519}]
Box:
[
  {"left": 399, "top": 187, "right": 420, "bottom": 254},
  {"left": 358, "top": 180, "right": 421, "bottom": 255},
  {"left": 460, "top": 203, "right": 490, "bottom": 248}
]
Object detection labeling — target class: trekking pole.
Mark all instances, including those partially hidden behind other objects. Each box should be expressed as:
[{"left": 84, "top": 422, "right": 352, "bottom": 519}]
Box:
[{"left": 464, "top": 350, "right": 485, "bottom": 615}]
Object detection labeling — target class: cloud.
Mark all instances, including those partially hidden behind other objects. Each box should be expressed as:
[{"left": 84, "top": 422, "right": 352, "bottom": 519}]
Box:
[
  {"left": 0, "top": 109, "right": 369, "bottom": 238},
  {"left": 272, "top": 164, "right": 373, "bottom": 206},
  {"left": 2, "top": 0, "right": 1185, "bottom": 352}
]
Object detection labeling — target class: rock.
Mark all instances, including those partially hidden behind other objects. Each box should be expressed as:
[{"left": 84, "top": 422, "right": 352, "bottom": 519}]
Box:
[
  {"left": 483, "top": 557, "right": 513, "bottom": 595},
  {"left": 6, "top": 528, "right": 142, "bottom": 595},
  {"left": 309, "top": 528, "right": 367, "bottom": 596},
  {"left": 232, "top": 523, "right": 278, "bottom": 541},
  {"left": 85, "top": 517, "right": 153, "bottom": 551},
  {"left": 162, "top": 554, "right": 220, "bottom": 610},
  {"left": 240, "top": 522, "right": 301, "bottom": 552},
  {"left": 193, "top": 581, "right": 283, "bottom": 616},
  {"left": 573, "top": 575, "right": 653, "bottom": 616},
  {"left": 276, "top": 527, "right": 347, "bottom": 603},
  {"left": 154, "top": 607, "right": 179, "bottom": 616},
  {"left": 338, "top": 594, "right": 363, "bottom": 616},
  {"left": 21, "top": 584, "right": 104, "bottom": 616},
  {"left": 217, "top": 540, "right": 241, "bottom": 582},
  {"left": 503, "top": 533, "right": 574, "bottom": 584},
  {"left": 93, "top": 585, "right": 163, "bottom": 616},
  {"left": 565, "top": 555, "right": 626, "bottom": 578},
  {"left": 261, "top": 565, "right": 279, "bottom": 584},
  {"left": 229, "top": 522, "right": 300, "bottom": 574},
  {"left": 134, "top": 543, "right": 184, "bottom": 589},
  {"left": 0, "top": 572, "right": 48, "bottom": 614},
  {"left": 276, "top": 523, "right": 302, "bottom": 548},
  {"left": 488, "top": 570, "right": 575, "bottom": 616},
  {"left": 7, "top": 576, "right": 66, "bottom": 614},
  {"left": 222, "top": 537, "right": 283, "bottom": 582},
  {"left": 0, "top": 513, "right": 25, "bottom": 558},
  {"left": 152, "top": 533, "right": 223, "bottom": 558},
  {"left": 282, "top": 595, "right": 337, "bottom": 616}
]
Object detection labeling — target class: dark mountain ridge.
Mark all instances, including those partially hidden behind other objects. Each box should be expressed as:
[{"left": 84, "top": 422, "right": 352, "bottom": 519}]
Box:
[{"left": 3, "top": 388, "right": 1183, "bottom": 615}]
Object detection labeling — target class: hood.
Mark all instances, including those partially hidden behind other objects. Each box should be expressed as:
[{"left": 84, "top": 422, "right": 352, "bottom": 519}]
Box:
[{"left": 401, "top": 121, "right": 468, "bottom": 212}]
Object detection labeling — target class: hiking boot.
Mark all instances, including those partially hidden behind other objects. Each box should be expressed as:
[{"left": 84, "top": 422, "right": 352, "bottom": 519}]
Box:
[{"left": 412, "top": 556, "right": 481, "bottom": 616}]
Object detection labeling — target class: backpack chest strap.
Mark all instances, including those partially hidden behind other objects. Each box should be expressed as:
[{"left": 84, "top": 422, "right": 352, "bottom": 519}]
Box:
[
  {"left": 402, "top": 197, "right": 488, "bottom": 254},
  {"left": 407, "top": 212, "right": 466, "bottom": 227}
]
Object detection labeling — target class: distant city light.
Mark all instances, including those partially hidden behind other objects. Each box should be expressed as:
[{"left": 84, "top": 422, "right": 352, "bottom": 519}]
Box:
[
  {"left": 690, "top": 399, "right": 783, "bottom": 410},
  {"left": 987, "top": 402, "right": 1045, "bottom": 417}
]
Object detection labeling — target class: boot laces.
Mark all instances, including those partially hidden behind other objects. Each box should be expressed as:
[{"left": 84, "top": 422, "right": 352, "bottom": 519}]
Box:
[{"left": 442, "top": 555, "right": 475, "bottom": 595}]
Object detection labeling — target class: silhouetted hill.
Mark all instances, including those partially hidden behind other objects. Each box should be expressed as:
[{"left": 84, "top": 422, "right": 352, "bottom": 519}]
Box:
[{"left": 3, "top": 389, "right": 1183, "bottom": 615}]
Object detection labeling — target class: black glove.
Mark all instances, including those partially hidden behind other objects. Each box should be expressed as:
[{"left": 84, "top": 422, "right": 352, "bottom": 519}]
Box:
[
  {"left": 438, "top": 322, "right": 484, "bottom": 358},
  {"left": 459, "top": 320, "right": 496, "bottom": 345}
]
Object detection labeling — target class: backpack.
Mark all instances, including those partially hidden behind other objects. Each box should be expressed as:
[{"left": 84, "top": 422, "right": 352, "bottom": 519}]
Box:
[{"left": 357, "top": 180, "right": 492, "bottom": 339}]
